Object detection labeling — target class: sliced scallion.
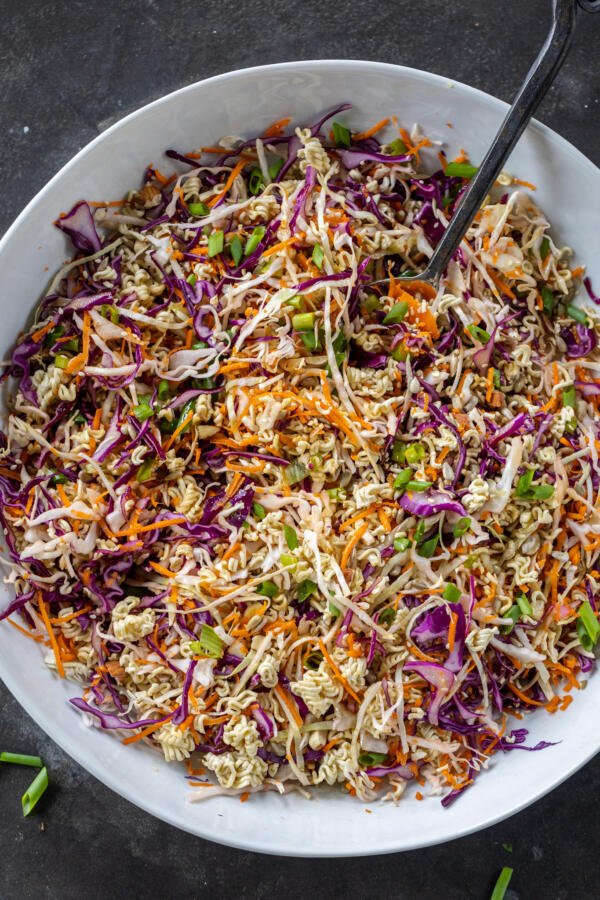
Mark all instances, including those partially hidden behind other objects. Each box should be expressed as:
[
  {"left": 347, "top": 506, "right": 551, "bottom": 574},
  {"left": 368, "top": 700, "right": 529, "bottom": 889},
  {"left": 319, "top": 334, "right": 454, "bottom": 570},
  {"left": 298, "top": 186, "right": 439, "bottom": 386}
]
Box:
[
  {"left": 244, "top": 225, "right": 266, "bottom": 257},
  {"left": 577, "top": 600, "right": 600, "bottom": 651},
  {"left": 257, "top": 580, "right": 278, "bottom": 598},
  {"left": 443, "top": 583, "right": 461, "bottom": 603},
  {"left": 252, "top": 501, "right": 266, "bottom": 520},
  {"left": 312, "top": 243, "right": 325, "bottom": 270},
  {"left": 292, "top": 312, "right": 315, "bottom": 331},
  {"left": 190, "top": 624, "right": 224, "bottom": 659},
  {"left": 490, "top": 866, "right": 513, "bottom": 900},
  {"left": 383, "top": 301, "right": 409, "bottom": 325},
  {"left": 332, "top": 121, "right": 351, "bottom": 148},
  {"left": 284, "top": 524, "right": 298, "bottom": 550},
  {"left": 21, "top": 766, "right": 49, "bottom": 817},
  {"left": 230, "top": 235, "right": 243, "bottom": 266},
  {"left": 445, "top": 161, "right": 478, "bottom": 179},
  {"left": 0, "top": 752, "right": 43, "bottom": 768},
  {"left": 453, "top": 517, "right": 471, "bottom": 538},
  {"left": 297, "top": 579, "right": 317, "bottom": 602},
  {"left": 208, "top": 230, "right": 224, "bottom": 257}
]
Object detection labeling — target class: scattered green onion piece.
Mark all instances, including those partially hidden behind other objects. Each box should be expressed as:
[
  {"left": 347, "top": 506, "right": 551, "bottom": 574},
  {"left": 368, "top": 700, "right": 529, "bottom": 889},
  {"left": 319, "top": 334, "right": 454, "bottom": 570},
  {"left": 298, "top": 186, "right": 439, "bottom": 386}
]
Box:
[
  {"left": 332, "top": 121, "right": 351, "bottom": 148},
  {"left": 379, "top": 607, "right": 396, "bottom": 626},
  {"left": 490, "top": 866, "right": 513, "bottom": 900},
  {"left": 73, "top": 412, "right": 86, "bottom": 426},
  {"left": 443, "top": 583, "right": 461, "bottom": 603},
  {"left": 418, "top": 535, "right": 439, "bottom": 558},
  {"left": 312, "top": 243, "right": 325, "bottom": 270},
  {"left": 329, "top": 602, "right": 341, "bottom": 617},
  {"left": 567, "top": 303, "right": 589, "bottom": 325},
  {"left": 453, "top": 517, "right": 471, "bottom": 539},
  {"left": 244, "top": 225, "right": 266, "bottom": 257},
  {"left": 363, "top": 294, "right": 380, "bottom": 313},
  {"left": 44, "top": 325, "right": 65, "bottom": 347},
  {"left": 327, "top": 488, "right": 340, "bottom": 500},
  {"left": 391, "top": 441, "right": 406, "bottom": 464},
  {"left": 159, "top": 418, "right": 176, "bottom": 434},
  {"left": 391, "top": 345, "right": 408, "bottom": 362},
  {"left": 501, "top": 605, "right": 521, "bottom": 634},
  {"left": 50, "top": 473, "right": 69, "bottom": 486},
  {"left": 230, "top": 235, "right": 243, "bottom": 266},
  {"left": 405, "top": 443, "right": 426, "bottom": 465},
  {"left": 54, "top": 354, "right": 69, "bottom": 369},
  {"left": 190, "top": 624, "right": 224, "bottom": 659},
  {"left": 387, "top": 138, "right": 407, "bottom": 155},
  {"left": 531, "top": 484, "right": 554, "bottom": 500},
  {"left": 383, "top": 301, "right": 409, "bottom": 325},
  {"left": 406, "top": 480, "right": 431, "bottom": 492},
  {"left": 157, "top": 379, "right": 170, "bottom": 402},
  {"left": 187, "top": 201, "right": 209, "bottom": 217},
  {"left": 21, "top": 766, "right": 48, "bottom": 817},
  {"left": 192, "top": 340, "right": 207, "bottom": 350},
  {"left": 467, "top": 323, "right": 491, "bottom": 343},
  {"left": 268, "top": 158, "right": 284, "bottom": 180},
  {"left": 208, "top": 230, "right": 224, "bottom": 257},
  {"left": 292, "top": 312, "right": 315, "bottom": 331},
  {"left": 284, "top": 524, "right": 299, "bottom": 550},
  {"left": 393, "top": 536, "right": 412, "bottom": 552},
  {"left": 0, "top": 752, "right": 43, "bottom": 767},
  {"left": 297, "top": 579, "right": 317, "bottom": 602},
  {"left": 577, "top": 600, "right": 600, "bottom": 651},
  {"left": 136, "top": 459, "right": 155, "bottom": 483},
  {"left": 252, "top": 501, "right": 266, "bottom": 521},
  {"left": 110, "top": 307, "right": 120, "bottom": 324},
  {"left": 248, "top": 168, "right": 265, "bottom": 195},
  {"left": 305, "top": 649, "right": 323, "bottom": 670},
  {"left": 515, "top": 469, "right": 534, "bottom": 497},
  {"left": 539, "top": 237, "right": 550, "bottom": 260},
  {"left": 541, "top": 286, "right": 555, "bottom": 316},
  {"left": 414, "top": 521, "right": 426, "bottom": 543},
  {"left": 493, "top": 369, "right": 501, "bottom": 389},
  {"left": 562, "top": 384, "right": 576, "bottom": 408},
  {"left": 257, "top": 580, "right": 278, "bottom": 598},
  {"left": 516, "top": 593, "right": 532, "bottom": 617},
  {"left": 284, "top": 460, "right": 308, "bottom": 485},
  {"left": 445, "top": 161, "right": 478, "bottom": 179},
  {"left": 133, "top": 398, "right": 154, "bottom": 422},
  {"left": 61, "top": 338, "right": 80, "bottom": 354},
  {"left": 393, "top": 468, "right": 412, "bottom": 490},
  {"left": 358, "top": 752, "right": 388, "bottom": 767},
  {"left": 176, "top": 399, "right": 196, "bottom": 435}
]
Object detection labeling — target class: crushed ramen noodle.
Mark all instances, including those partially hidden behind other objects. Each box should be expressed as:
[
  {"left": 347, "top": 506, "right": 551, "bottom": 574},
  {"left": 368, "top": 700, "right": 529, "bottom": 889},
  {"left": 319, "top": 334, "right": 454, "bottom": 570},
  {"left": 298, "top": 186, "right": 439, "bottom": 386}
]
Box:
[{"left": 1, "top": 105, "right": 599, "bottom": 805}]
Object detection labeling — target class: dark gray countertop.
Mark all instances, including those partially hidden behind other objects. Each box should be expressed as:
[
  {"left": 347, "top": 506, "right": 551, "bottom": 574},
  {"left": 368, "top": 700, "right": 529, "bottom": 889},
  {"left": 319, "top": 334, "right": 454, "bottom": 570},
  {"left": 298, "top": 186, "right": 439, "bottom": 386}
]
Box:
[{"left": 1, "top": 1, "right": 599, "bottom": 897}]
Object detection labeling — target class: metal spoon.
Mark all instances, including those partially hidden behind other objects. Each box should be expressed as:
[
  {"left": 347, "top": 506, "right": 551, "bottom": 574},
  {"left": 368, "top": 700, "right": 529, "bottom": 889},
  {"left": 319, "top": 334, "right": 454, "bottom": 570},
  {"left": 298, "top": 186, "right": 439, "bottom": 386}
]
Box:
[{"left": 371, "top": 0, "right": 599, "bottom": 289}]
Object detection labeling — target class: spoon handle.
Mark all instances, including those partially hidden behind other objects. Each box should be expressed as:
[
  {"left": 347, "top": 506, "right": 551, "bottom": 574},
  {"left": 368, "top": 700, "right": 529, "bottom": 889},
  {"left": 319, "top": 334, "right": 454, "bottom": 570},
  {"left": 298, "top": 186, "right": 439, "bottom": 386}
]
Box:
[{"left": 420, "top": 0, "right": 581, "bottom": 285}]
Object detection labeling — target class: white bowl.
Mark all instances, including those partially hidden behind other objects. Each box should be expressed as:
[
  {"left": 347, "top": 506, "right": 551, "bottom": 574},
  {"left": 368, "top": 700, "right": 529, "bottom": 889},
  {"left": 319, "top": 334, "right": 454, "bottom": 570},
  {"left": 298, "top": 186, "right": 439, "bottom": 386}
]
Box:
[{"left": 1, "top": 60, "right": 599, "bottom": 857}]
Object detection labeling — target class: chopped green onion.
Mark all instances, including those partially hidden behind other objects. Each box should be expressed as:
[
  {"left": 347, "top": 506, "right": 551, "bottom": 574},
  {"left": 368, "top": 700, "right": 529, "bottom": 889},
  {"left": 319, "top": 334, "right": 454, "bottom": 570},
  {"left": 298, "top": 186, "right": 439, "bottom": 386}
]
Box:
[
  {"left": 176, "top": 399, "right": 196, "bottom": 435},
  {"left": 252, "top": 501, "right": 266, "bottom": 520},
  {"left": 305, "top": 649, "right": 323, "bottom": 670},
  {"left": 136, "top": 459, "right": 155, "bottom": 483},
  {"left": 301, "top": 330, "right": 321, "bottom": 352},
  {"left": 133, "top": 397, "right": 154, "bottom": 421},
  {"left": 327, "top": 488, "right": 340, "bottom": 500},
  {"left": 284, "top": 524, "right": 298, "bottom": 550},
  {"left": 567, "top": 303, "right": 589, "bottom": 325},
  {"left": 577, "top": 600, "right": 600, "bottom": 651},
  {"left": 501, "top": 605, "right": 521, "bottom": 634},
  {"left": 332, "top": 121, "right": 351, "bottom": 148},
  {"left": 363, "top": 294, "right": 380, "bottom": 313},
  {"left": 192, "top": 340, "right": 208, "bottom": 350},
  {"left": 516, "top": 593, "right": 532, "bottom": 617},
  {"left": 268, "top": 158, "right": 284, "bottom": 180},
  {"left": 73, "top": 412, "right": 86, "bottom": 426},
  {"left": 359, "top": 752, "right": 388, "bottom": 767},
  {"left": 159, "top": 418, "right": 175, "bottom": 434},
  {"left": 284, "top": 460, "right": 308, "bottom": 485},
  {"left": 490, "top": 866, "right": 513, "bottom": 900},
  {"left": 190, "top": 624, "right": 224, "bottom": 659},
  {"left": 280, "top": 553, "right": 297, "bottom": 567},
  {"left": 187, "top": 201, "right": 210, "bottom": 217},
  {"left": 540, "top": 237, "right": 550, "bottom": 260},
  {"left": 393, "top": 536, "right": 412, "bottom": 552},
  {"left": 44, "top": 325, "right": 65, "bottom": 347},
  {"left": 445, "top": 161, "right": 478, "bottom": 179},
  {"left": 379, "top": 607, "right": 396, "bottom": 626},
  {"left": 248, "top": 168, "right": 265, "bottom": 195},
  {"left": 531, "top": 484, "right": 554, "bottom": 500},
  {"left": 515, "top": 469, "right": 554, "bottom": 501},
  {"left": 312, "top": 243, "right": 325, "bottom": 270},
  {"left": 21, "top": 766, "right": 49, "bottom": 817},
  {"left": 208, "top": 230, "right": 224, "bottom": 257},
  {"left": 541, "top": 286, "right": 555, "bottom": 316},
  {"left": 54, "top": 354, "right": 69, "bottom": 369},
  {"left": 383, "top": 301, "right": 409, "bottom": 325},
  {"left": 405, "top": 443, "right": 425, "bottom": 465},
  {"left": 50, "top": 473, "right": 69, "bottom": 485},
  {"left": 414, "top": 521, "right": 426, "bottom": 543},
  {"left": 157, "top": 379, "right": 170, "bottom": 402},
  {"left": 443, "top": 583, "right": 461, "bottom": 603},
  {"left": 467, "top": 323, "right": 491, "bottom": 343},
  {"left": 61, "top": 338, "right": 80, "bottom": 354},
  {"left": 329, "top": 602, "right": 341, "bottom": 617},
  {"left": 493, "top": 368, "right": 501, "bottom": 388},
  {"left": 515, "top": 469, "right": 534, "bottom": 497},
  {"left": 244, "top": 225, "right": 266, "bottom": 257},
  {"left": 387, "top": 138, "right": 407, "bottom": 155},
  {"left": 292, "top": 312, "right": 315, "bottom": 331},
  {"left": 562, "top": 384, "right": 576, "bottom": 408},
  {"left": 453, "top": 517, "right": 471, "bottom": 539},
  {"left": 257, "top": 580, "right": 278, "bottom": 598},
  {"left": 406, "top": 480, "right": 431, "bottom": 492},
  {"left": 297, "top": 579, "right": 317, "bottom": 602},
  {"left": 230, "top": 235, "right": 243, "bottom": 266},
  {"left": 418, "top": 535, "right": 439, "bottom": 558},
  {"left": 391, "top": 441, "right": 406, "bottom": 464},
  {"left": 393, "top": 469, "right": 412, "bottom": 492},
  {"left": 0, "top": 752, "right": 43, "bottom": 767}
]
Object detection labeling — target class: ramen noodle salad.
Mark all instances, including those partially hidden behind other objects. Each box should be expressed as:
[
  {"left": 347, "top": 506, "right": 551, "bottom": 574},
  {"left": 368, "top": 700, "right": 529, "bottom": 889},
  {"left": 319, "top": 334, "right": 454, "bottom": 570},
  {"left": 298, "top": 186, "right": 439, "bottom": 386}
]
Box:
[{"left": 1, "top": 105, "right": 600, "bottom": 805}]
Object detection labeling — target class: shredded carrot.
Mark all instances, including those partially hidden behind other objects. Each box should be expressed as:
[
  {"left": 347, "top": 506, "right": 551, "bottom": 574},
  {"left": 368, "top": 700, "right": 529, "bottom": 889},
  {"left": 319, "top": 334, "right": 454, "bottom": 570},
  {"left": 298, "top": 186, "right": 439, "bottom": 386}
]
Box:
[
  {"left": 122, "top": 718, "right": 170, "bottom": 745},
  {"left": 274, "top": 683, "right": 303, "bottom": 727},
  {"left": 511, "top": 177, "right": 537, "bottom": 191},
  {"left": 262, "top": 117, "right": 291, "bottom": 139},
  {"left": 114, "top": 516, "right": 187, "bottom": 537},
  {"left": 38, "top": 595, "right": 65, "bottom": 678},
  {"left": 486, "top": 366, "right": 494, "bottom": 403},
  {"left": 31, "top": 320, "right": 56, "bottom": 344},
  {"left": 208, "top": 159, "right": 246, "bottom": 208},
  {"left": 148, "top": 560, "right": 178, "bottom": 579},
  {"left": 49, "top": 604, "right": 92, "bottom": 625},
  {"left": 353, "top": 117, "right": 390, "bottom": 142},
  {"left": 163, "top": 410, "right": 194, "bottom": 451},
  {"left": 318, "top": 640, "right": 361, "bottom": 703},
  {"left": 340, "top": 521, "right": 369, "bottom": 571}
]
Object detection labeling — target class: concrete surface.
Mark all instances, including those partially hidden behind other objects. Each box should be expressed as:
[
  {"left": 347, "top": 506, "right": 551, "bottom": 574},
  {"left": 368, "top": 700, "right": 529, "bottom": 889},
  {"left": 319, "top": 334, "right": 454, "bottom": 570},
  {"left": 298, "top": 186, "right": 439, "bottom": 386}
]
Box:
[{"left": 0, "top": 1, "right": 599, "bottom": 897}]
